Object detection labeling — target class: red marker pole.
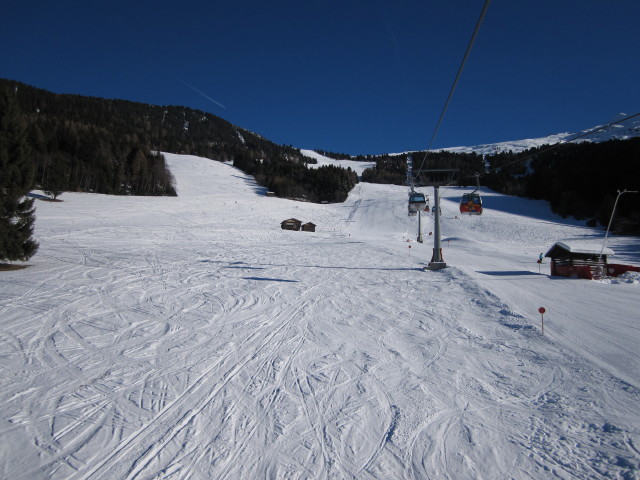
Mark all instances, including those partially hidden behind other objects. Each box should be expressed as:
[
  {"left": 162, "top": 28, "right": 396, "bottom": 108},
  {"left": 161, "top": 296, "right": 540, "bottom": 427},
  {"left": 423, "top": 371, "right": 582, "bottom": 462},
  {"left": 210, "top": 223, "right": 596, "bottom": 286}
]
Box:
[{"left": 538, "top": 307, "right": 546, "bottom": 335}]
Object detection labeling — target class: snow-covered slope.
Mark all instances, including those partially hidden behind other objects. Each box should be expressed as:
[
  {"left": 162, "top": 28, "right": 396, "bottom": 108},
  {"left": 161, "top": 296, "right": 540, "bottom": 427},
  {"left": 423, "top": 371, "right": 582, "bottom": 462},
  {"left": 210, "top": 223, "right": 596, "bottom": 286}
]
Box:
[
  {"left": 1, "top": 153, "right": 639, "bottom": 479},
  {"left": 300, "top": 149, "right": 375, "bottom": 176}
]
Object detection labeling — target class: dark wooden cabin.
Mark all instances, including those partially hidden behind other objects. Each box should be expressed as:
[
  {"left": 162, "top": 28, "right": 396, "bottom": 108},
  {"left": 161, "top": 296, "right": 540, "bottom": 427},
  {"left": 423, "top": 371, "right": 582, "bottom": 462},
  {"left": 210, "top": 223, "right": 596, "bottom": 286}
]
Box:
[
  {"left": 301, "top": 222, "right": 316, "bottom": 232},
  {"left": 281, "top": 218, "right": 302, "bottom": 231}
]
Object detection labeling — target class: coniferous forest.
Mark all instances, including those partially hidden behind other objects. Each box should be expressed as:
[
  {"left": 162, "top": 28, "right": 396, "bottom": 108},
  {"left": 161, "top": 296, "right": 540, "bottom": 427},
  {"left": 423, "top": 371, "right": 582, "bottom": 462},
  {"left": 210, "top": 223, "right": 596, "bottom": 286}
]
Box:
[
  {"left": 0, "top": 78, "right": 356, "bottom": 205},
  {"left": 485, "top": 138, "right": 640, "bottom": 232}
]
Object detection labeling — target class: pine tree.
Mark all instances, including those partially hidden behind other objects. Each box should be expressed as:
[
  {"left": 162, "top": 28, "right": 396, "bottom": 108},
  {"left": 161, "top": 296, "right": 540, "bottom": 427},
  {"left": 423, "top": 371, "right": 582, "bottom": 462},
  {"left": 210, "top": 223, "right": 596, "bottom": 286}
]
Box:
[
  {"left": 0, "top": 87, "right": 39, "bottom": 262},
  {"left": 42, "top": 152, "right": 68, "bottom": 200}
]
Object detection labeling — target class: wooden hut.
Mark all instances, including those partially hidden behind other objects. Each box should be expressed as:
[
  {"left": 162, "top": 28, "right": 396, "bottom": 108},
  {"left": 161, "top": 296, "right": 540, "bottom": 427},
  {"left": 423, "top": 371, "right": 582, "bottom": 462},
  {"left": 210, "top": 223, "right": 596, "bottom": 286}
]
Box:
[
  {"left": 301, "top": 222, "right": 316, "bottom": 232},
  {"left": 281, "top": 218, "right": 302, "bottom": 231},
  {"left": 544, "top": 241, "right": 613, "bottom": 279}
]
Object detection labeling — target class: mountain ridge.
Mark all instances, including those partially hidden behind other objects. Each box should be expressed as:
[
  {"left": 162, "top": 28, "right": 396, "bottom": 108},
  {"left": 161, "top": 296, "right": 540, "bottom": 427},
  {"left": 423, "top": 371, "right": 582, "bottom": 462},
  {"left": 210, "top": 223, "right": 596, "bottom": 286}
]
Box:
[{"left": 438, "top": 114, "right": 640, "bottom": 156}]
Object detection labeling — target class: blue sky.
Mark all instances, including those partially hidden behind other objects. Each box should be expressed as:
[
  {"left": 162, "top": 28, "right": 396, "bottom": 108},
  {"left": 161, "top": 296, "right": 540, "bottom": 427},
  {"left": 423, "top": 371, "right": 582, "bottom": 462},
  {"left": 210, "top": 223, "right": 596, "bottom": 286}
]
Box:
[{"left": 2, "top": 1, "right": 639, "bottom": 155}]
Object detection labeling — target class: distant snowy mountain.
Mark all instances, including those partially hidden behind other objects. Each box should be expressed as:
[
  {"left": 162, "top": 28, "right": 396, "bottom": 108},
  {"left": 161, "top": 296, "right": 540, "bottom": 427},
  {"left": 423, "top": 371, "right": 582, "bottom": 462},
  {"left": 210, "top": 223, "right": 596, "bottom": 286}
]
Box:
[{"left": 441, "top": 114, "right": 640, "bottom": 155}]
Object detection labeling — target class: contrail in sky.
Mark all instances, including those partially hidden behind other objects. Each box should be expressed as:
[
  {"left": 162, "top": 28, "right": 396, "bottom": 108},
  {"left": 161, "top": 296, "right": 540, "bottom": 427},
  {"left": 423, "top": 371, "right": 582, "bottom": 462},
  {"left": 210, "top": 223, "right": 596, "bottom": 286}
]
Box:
[{"left": 176, "top": 78, "right": 226, "bottom": 109}]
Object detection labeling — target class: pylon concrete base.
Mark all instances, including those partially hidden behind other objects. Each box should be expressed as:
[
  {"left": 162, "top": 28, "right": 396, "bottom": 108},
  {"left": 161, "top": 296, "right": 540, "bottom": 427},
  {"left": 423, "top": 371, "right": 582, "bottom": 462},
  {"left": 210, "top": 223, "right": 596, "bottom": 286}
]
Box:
[{"left": 426, "top": 261, "right": 447, "bottom": 271}]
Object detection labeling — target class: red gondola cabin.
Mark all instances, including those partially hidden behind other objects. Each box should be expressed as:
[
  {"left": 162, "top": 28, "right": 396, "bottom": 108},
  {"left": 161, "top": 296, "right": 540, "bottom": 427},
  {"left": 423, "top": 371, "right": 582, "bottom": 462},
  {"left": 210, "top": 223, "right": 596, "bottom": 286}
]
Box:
[{"left": 459, "top": 193, "right": 482, "bottom": 215}]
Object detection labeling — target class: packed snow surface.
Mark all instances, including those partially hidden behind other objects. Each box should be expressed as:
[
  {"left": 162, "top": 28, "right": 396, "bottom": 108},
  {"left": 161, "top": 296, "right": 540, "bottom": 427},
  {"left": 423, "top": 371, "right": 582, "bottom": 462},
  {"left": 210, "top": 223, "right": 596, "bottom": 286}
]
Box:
[{"left": 1, "top": 153, "right": 639, "bottom": 479}]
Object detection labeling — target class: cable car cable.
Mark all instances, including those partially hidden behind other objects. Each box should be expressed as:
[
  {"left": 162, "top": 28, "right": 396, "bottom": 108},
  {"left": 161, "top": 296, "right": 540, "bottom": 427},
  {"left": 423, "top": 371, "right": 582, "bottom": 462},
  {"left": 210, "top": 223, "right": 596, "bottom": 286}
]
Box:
[{"left": 416, "top": 0, "right": 491, "bottom": 176}]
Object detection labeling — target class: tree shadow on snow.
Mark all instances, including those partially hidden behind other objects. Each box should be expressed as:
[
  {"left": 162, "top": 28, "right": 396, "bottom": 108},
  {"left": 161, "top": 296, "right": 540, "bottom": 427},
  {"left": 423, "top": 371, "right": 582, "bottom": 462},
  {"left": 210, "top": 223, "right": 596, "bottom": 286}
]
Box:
[
  {"left": 224, "top": 266, "right": 266, "bottom": 270},
  {"left": 477, "top": 270, "right": 545, "bottom": 276},
  {"left": 27, "top": 192, "right": 61, "bottom": 202},
  {"left": 444, "top": 189, "right": 585, "bottom": 226},
  {"left": 201, "top": 259, "right": 424, "bottom": 274},
  {"left": 230, "top": 174, "right": 268, "bottom": 196},
  {"left": 261, "top": 263, "right": 425, "bottom": 273},
  {"left": 243, "top": 277, "right": 298, "bottom": 283}
]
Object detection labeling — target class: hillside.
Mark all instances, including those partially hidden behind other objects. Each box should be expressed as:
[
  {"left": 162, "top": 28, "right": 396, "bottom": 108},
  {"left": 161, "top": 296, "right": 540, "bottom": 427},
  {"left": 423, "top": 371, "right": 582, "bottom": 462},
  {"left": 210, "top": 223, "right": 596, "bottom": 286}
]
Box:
[
  {"left": 1, "top": 78, "right": 363, "bottom": 204},
  {"left": 1, "top": 153, "right": 638, "bottom": 479}
]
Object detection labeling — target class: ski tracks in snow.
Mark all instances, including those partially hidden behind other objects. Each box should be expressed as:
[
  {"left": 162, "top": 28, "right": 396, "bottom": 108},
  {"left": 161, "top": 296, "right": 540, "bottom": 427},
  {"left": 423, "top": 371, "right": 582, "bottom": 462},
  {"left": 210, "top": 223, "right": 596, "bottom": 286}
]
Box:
[{"left": 2, "top": 157, "right": 639, "bottom": 479}]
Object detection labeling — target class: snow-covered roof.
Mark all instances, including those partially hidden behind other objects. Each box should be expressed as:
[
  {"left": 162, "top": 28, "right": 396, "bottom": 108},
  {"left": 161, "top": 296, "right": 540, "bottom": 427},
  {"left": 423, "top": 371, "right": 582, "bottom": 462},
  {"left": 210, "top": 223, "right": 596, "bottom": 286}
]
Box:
[{"left": 545, "top": 241, "right": 614, "bottom": 257}]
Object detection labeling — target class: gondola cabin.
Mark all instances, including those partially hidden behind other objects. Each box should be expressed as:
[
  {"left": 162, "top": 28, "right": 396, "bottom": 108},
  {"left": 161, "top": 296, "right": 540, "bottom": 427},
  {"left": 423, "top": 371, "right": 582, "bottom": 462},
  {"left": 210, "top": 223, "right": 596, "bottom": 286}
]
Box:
[
  {"left": 460, "top": 192, "right": 482, "bottom": 215},
  {"left": 408, "top": 192, "right": 428, "bottom": 215}
]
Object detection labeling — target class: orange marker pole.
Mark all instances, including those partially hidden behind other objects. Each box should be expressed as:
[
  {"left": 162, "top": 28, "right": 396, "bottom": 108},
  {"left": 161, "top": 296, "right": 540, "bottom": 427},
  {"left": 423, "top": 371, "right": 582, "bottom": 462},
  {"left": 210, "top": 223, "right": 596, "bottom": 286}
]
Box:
[{"left": 538, "top": 307, "right": 546, "bottom": 335}]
